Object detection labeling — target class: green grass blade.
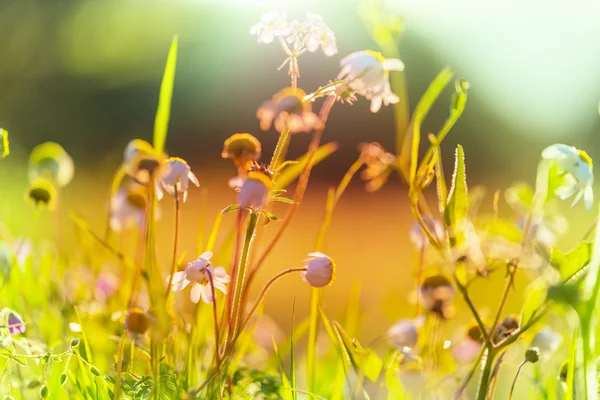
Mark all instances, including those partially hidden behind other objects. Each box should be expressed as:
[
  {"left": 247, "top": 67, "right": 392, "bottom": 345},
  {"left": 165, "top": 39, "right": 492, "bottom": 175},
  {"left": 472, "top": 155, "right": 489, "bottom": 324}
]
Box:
[
  {"left": 565, "top": 325, "right": 577, "bottom": 400},
  {"left": 153, "top": 35, "right": 178, "bottom": 154},
  {"left": 290, "top": 297, "right": 297, "bottom": 400}
]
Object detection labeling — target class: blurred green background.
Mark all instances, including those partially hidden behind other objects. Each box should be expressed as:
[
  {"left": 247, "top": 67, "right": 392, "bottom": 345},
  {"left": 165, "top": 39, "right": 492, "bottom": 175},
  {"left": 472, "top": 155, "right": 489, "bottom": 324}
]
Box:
[{"left": 1, "top": 0, "right": 600, "bottom": 337}]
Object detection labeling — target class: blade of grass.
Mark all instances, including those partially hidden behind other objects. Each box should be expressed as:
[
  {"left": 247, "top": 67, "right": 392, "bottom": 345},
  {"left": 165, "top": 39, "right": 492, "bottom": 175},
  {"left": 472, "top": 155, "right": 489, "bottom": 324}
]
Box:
[
  {"left": 153, "top": 35, "right": 178, "bottom": 154},
  {"left": 290, "top": 297, "right": 297, "bottom": 400}
]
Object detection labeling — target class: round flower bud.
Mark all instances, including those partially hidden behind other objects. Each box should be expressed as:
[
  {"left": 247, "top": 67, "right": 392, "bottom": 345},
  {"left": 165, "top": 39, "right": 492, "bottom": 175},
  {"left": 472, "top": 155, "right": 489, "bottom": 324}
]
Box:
[
  {"left": 238, "top": 164, "right": 273, "bottom": 211},
  {"left": 70, "top": 338, "right": 80, "bottom": 348},
  {"left": 559, "top": 361, "right": 569, "bottom": 382},
  {"left": 387, "top": 319, "right": 420, "bottom": 349},
  {"left": 419, "top": 275, "right": 455, "bottom": 319},
  {"left": 26, "top": 180, "right": 57, "bottom": 210},
  {"left": 525, "top": 347, "right": 540, "bottom": 363},
  {"left": 222, "top": 133, "right": 262, "bottom": 169},
  {"left": 28, "top": 142, "right": 74, "bottom": 188},
  {"left": 493, "top": 315, "right": 519, "bottom": 344},
  {"left": 125, "top": 308, "right": 150, "bottom": 336},
  {"left": 301, "top": 252, "right": 335, "bottom": 287}
]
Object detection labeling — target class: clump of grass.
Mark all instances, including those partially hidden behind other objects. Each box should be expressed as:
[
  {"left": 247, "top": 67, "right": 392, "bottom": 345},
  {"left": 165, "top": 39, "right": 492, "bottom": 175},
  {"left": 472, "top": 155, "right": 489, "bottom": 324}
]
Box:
[{"left": 0, "top": 4, "right": 599, "bottom": 400}]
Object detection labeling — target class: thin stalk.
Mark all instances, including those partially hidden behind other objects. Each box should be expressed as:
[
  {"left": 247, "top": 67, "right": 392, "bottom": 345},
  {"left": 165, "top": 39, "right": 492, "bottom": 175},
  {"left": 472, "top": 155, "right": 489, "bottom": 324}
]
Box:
[
  {"left": 476, "top": 347, "right": 495, "bottom": 400},
  {"left": 455, "top": 279, "right": 490, "bottom": 344},
  {"left": 229, "top": 212, "right": 259, "bottom": 343},
  {"left": 204, "top": 268, "right": 221, "bottom": 366},
  {"left": 454, "top": 346, "right": 486, "bottom": 400},
  {"left": 581, "top": 319, "right": 597, "bottom": 400},
  {"left": 509, "top": 360, "right": 527, "bottom": 400},
  {"left": 415, "top": 245, "right": 425, "bottom": 317},
  {"left": 488, "top": 263, "right": 517, "bottom": 345},
  {"left": 270, "top": 127, "right": 291, "bottom": 172},
  {"left": 165, "top": 188, "right": 180, "bottom": 299}
]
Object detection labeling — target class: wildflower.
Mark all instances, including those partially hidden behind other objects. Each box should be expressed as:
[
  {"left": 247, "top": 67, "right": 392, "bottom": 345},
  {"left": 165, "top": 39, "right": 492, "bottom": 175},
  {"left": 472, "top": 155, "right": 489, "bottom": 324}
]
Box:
[
  {"left": 222, "top": 133, "right": 262, "bottom": 170},
  {"left": 358, "top": 142, "right": 397, "bottom": 192},
  {"left": 257, "top": 88, "right": 321, "bottom": 133},
  {"left": 167, "top": 252, "right": 230, "bottom": 304},
  {"left": 387, "top": 318, "right": 422, "bottom": 349},
  {"left": 301, "top": 252, "right": 335, "bottom": 287},
  {"left": 419, "top": 274, "right": 454, "bottom": 319},
  {"left": 531, "top": 327, "right": 562, "bottom": 356},
  {"left": 541, "top": 144, "right": 594, "bottom": 210},
  {"left": 287, "top": 12, "right": 337, "bottom": 56},
  {"left": 452, "top": 323, "right": 486, "bottom": 363},
  {"left": 109, "top": 183, "right": 149, "bottom": 232},
  {"left": 123, "top": 139, "right": 164, "bottom": 184},
  {"left": 3, "top": 309, "right": 25, "bottom": 335},
  {"left": 525, "top": 347, "right": 540, "bottom": 363},
  {"left": 250, "top": 12, "right": 291, "bottom": 44},
  {"left": 28, "top": 142, "right": 74, "bottom": 187},
  {"left": 238, "top": 164, "right": 273, "bottom": 211},
  {"left": 157, "top": 157, "right": 199, "bottom": 202},
  {"left": 0, "top": 128, "right": 9, "bottom": 158},
  {"left": 26, "top": 180, "right": 57, "bottom": 210},
  {"left": 125, "top": 308, "right": 150, "bottom": 336},
  {"left": 408, "top": 216, "right": 445, "bottom": 250},
  {"left": 337, "top": 50, "right": 404, "bottom": 112}
]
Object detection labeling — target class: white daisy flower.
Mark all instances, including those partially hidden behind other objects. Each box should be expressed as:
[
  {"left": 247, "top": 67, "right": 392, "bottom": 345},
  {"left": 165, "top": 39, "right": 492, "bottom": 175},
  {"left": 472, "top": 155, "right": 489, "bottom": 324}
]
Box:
[
  {"left": 337, "top": 50, "right": 404, "bottom": 112},
  {"left": 157, "top": 157, "right": 199, "bottom": 203},
  {"left": 287, "top": 12, "right": 337, "bottom": 56},
  {"left": 531, "top": 327, "right": 563, "bottom": 356},
  {"left": 237, "top": 164, "right": 273, "bottom": 211},
  {"left": 250, "top": 12, "right": 291, "bottom": 44},
  {"left": 301, "top": 252, "right": 335, "bottom": 287},
  {"left": 167, "top": 251, "right": 230, "bottom": 304},
  {"left": 541, "top": 144, "right": 594, "bottom": 210},
  {"left": 28, "top": 142, "right": 74, "bottom": 188},
  {"left": 123, "top": 139, "right": 165, "bottom": 185}
]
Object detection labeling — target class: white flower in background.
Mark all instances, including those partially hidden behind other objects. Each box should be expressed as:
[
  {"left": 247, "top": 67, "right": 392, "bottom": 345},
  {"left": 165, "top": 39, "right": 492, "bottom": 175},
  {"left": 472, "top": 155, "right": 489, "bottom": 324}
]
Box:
[
  {"left": 337, "top": 50, "right": 404, "bottom": 112},
  {"left": 301, "top": 252, "right": 335, "bottom": 287},
  {"left": 157, "top": 157, "right": 199, "bottom": 202},
  {"left": 167, "top": 252, "right": 230, "bottom": 304},
  {"left": 109, "top": 183, "right": 150, "bottom": 232},
  {"left": 257, "top": 88, "right": 322, "bottom": 134},
  {"left": 452, "top": 338, "right": 482, "bottom": 363},
  {"left": 123, "top": 139, "right": 165, "bottom": 185},
  {"left": 250, "top": 12, "right": 291, "bottom": 44},
  {"left": 387, "top": 318, "right": 422, "bottom": 349},
  {"left": 531, "top": 327, "right": 563, "bottom": 356},
  {"left": 541, "top": 144, "right": 594, "bottom": 210},
  {"left": 409, "top": 217, "right": 445, "bottom": 250},
  {"left": 287, "top": 12, "right": 337, "bottom": 56}
]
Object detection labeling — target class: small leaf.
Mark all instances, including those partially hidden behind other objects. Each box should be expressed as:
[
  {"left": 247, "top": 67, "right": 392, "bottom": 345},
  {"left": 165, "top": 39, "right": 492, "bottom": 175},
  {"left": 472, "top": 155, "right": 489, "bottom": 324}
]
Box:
[
  {"left": 271, "top": 197, "right": 296, "bottom": 205},
  {"left": 89, "top": 366, "right": 101, "bottom": 376},
  {"left": 221, "top": 204, "right": 240, "bottom": 214},
  {"left": 59, "top": 373, "right": 68, "bottom": 386},
  {"left": 153, "top": 36, "right": 178, "bottom": 154},
  {"left": 261, "top": 211, "right": 280, "bottom": 221},
  {"left": 276, "top": 160, "right": 299, "bottom": 172},
  {"left": 520, "top": 278, "right": 547, "bottom": 327},
  {"left": 39, "top": 385, "right": 49, "bottom": 398},
  {"left": 551, "top": 243, "right": 592, "bottom": 282},
  {"left": 445, "top": 145, "right": 469, "bottom": 246}
]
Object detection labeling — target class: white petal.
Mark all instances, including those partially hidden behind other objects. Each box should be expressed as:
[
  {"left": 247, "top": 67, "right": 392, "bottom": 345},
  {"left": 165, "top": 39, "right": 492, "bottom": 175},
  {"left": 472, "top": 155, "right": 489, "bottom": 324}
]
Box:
[
  {"left": 382, "top": 58, "right": 405, "bottom": 71},
  {"left": 584, "top": 185, "right": 594, "bottom": 210},
  {"left": 370, "top": 96, "right": 383, "bottom": 113},
  {"left": 199, "top": 251, "right": 213, "bottom": 261},
  {"left": 168, "top": 271, "right": 186, "bottom": 285},
  {"left": 541, "top": 144, "right": 577, "bottom": 160},
  {"left": 200, "top": 285, "right": 214, "bottom": 304},
  {"left": 190, "top": 283, "right": 202, "bottom": 303},
  {"left": 555, "top": 184, "right": 577, "bottom": 200},
  {"left": 174, "top": 279, "right": 190, "bottom": 291},
  {"left": 188, "top": 171, "right": 200, "bottom": 187}
]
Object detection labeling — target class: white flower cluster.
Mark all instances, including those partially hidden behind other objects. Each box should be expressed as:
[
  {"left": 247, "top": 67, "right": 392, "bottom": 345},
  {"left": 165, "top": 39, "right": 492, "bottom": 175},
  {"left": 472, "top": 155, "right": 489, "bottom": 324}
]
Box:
[{"left": 251, "top": 11, "right": 337, "bottom": 56}]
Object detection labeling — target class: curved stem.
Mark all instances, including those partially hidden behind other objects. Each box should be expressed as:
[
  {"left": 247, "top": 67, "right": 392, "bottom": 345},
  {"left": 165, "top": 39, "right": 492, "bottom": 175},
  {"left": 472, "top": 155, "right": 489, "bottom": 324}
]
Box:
[
  {"left": 415, "top": 246, "right": 425, "bottom": 317},
  {"left": 204, "top": 268, "right": 221, "bottom": 366},
  {"left": 454, "top": 346, "right": 486, "bottom": 400},
  {"left": 489, "top": 263, "right": 517, "bottom": 345},
  {"left": 269, "top": 127, "right": 291, "bottom": 172},
  {"left": 165, "top": 188, "right": 180, "bottom": 300},
  {"left": 113, "top": 334, "right": 128, "bottom": 400},
  {"left": 235, "top": 267, "right": 306, "bottom": 342},
  {"left": 509, "top": 361, "right": 527, "bottom": 400}
]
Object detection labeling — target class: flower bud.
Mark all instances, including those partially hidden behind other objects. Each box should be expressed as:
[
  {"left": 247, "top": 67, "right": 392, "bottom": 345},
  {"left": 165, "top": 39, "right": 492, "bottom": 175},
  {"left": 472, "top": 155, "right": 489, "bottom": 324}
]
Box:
[
  {"left": 387, "top": 319, "right": 420, "bottom": 349},
  {"left": 28, "top": 142, "right": 74, "bottom": 187},
  {"left": 301, "top": 252, "right": 335, "bottom": 287},
  {"left": 222, "top": 133, "right": 262, "bottom": 169},
  {"left": 419, "top": 275, "right": 455, "bottom": 319},
  {"left": 525, "top": 347, "right": 540, "bottom": 363},
  {"left": 125, "top": 308, "right": 150, "bottom": 336},
  {"left": 238, "top": 164, "right": 273, "bottom": 211},
  {"left": 26, "top": 180, "right": 57, "bottom": 210}
]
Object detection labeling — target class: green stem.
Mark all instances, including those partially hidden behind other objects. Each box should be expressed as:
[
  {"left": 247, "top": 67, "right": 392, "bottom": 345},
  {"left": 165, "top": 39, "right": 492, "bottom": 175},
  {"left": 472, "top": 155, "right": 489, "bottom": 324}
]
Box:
[
  {"left": 476, "top": 348, "right": 496, "bottom": 400},
  {"left": 581, "top": 318, "right": 597, "bottom": 400},
  {"left": 165, "top": 188, "right": 180, "bottom": 300},
  {"left": 306, "top": 286, "right": 321, "bottom": 394},
  {"left": 509, "top": 361, "right": 527, "bottom": 400},
  {"left": 229, "top": 212, "right": 259, "bottom": 343},
  {"left": 269, "top": 127, "right": 291, "bottom": 172}
]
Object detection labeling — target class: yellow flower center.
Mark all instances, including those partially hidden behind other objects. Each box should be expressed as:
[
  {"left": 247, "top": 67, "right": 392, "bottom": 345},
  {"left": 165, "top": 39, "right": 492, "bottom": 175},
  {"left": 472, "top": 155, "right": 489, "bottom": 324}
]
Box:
[
  {"left": 365, "top": 50, "right": 386, "bottom": 63},
  {"left": 578, "top": 149, "right": 593, "bottom": 168},
  {"left": 247, "top": 170, "right": 273, "bottom": 190},
  {"left": 126, "top": 190, "right": 147, "bottom": 210}
]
